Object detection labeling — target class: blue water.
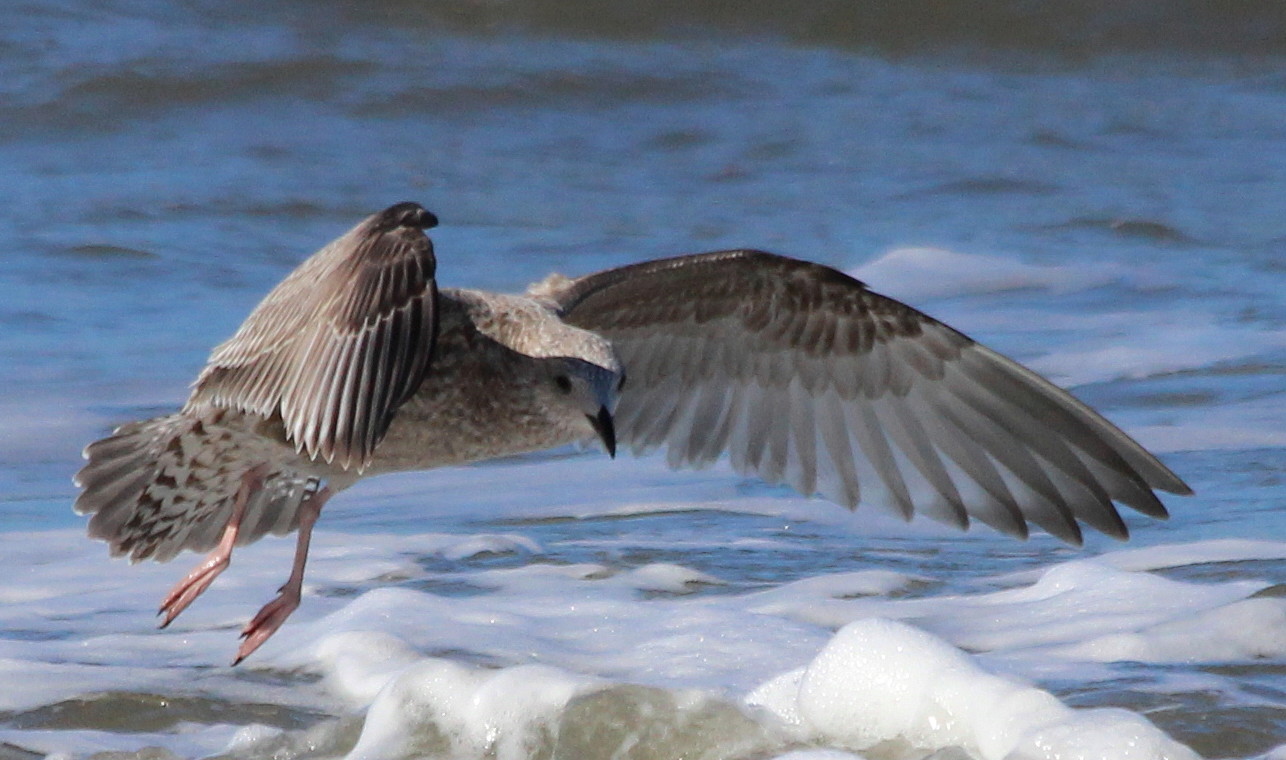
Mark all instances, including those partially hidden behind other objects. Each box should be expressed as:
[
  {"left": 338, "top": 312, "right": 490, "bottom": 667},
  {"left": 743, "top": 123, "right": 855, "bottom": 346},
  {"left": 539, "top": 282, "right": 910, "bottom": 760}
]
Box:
[{"left": 0, "top": 2, "right": 1283, "bottom": 758}]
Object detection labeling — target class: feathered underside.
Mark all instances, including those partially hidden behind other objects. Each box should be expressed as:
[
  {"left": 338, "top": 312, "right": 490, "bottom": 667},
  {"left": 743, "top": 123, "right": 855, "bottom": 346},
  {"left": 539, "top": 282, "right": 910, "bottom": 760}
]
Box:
[
  {"left": 185, "top": 202, "right": 441, "bottom": 471},
  {"left": 543, "top": 249, "right": 1191, "bottom": 545}
]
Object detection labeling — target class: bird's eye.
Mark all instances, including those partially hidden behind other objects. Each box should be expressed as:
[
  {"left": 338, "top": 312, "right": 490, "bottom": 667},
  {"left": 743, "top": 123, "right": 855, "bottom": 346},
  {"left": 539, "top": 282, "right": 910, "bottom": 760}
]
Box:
[{"left": 555, "top": 375, "right": 573, "bottom": 394}]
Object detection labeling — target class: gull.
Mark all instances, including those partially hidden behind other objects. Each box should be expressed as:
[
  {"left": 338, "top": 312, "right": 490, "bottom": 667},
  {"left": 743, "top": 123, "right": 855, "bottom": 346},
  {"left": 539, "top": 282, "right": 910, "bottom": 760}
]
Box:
[{"left": 74, "top": 202, "right": 1191, "bottom": 664}]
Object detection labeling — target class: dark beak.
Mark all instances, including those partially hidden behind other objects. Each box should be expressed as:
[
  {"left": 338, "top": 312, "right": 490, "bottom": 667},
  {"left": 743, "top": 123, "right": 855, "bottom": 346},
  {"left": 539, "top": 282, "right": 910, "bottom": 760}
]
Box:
[{"left": 588, "top": 406, "right": 616, "bottom": 459}]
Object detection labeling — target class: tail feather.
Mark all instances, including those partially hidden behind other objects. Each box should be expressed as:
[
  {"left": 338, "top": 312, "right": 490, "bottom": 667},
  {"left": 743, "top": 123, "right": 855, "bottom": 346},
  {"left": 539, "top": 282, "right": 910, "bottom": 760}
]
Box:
[
  {"left": 75, "top": 411, "right": 316, "bottom": 563},
  {"left": 76, "top": 418, "right": 183, "bottom": 550}
]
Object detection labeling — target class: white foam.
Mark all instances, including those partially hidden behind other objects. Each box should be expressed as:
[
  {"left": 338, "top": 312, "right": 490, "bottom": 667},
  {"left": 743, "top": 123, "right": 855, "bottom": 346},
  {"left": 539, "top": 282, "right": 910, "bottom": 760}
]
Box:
[
  {"left": 224, "top": 724, "right": 283, "bottom": 753},
  {"left": 343, "top": 660, "right": 595, "bottom": 760},
  {"left": 738, "top": 555, "right": 1281, "bottom": 687},
  {"left": 3, "top": 724, "right": 240, "bottom": 760},
  {"left": 313, "top": 630, "right": 427, "bottom": 705},
  {"left": 1, "top": 517, "right": 1277, "bottom": 756},
  {"left": 852, "top": 248, "right": 1286, "bottom": 416},
  {"left": 1129, "top": 405, "right": 1286, "bottom": 453},
  {"left": 1012, "top": 708, "right": 1201, "bottom": 760},
  {"left": 991, "top": 539, "right": 1286, "bottom": 585},
  {"left": 1056, "top": 597, "right": 1286, "bottom": 662},
  {"left": 1025, "top": 315, "right": 1286, "bottom": 388},
  {"left": 749, "top": 569, "right": 929, "bottom": 608},
  {"left": 1077, "top": 538, "right": 1286, "bottom": 573},
  {"left": 769, "top": 751, "right": 867, "bottom": 760},
  {"left": 748, "top": 618, "right": 1198, "bottom": 760},
  {"left": 622, "top": 562, "right": 725, "bottom": 593},
  {"left": 439, "top": 533, "right": 542, "bottom": 560},
  {"left": 852, "top": 247, "right": 1134, "bottom": 300}
]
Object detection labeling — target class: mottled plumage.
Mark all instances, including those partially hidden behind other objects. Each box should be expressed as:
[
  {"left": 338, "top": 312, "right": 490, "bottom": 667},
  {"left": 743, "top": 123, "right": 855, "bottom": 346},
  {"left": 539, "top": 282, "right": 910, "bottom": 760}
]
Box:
[{"left": 75, "top": 203, "right": 1190, "bottom": 664}]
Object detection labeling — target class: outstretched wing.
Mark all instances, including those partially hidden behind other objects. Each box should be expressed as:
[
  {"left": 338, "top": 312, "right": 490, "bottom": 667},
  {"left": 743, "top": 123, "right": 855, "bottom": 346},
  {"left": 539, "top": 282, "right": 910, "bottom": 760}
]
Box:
[
  {"left": 544, "top": 249, "right": 1190, "bottom": 544},
  {"left": 187, "top": 202, "right": 440, "bottom": 470}
]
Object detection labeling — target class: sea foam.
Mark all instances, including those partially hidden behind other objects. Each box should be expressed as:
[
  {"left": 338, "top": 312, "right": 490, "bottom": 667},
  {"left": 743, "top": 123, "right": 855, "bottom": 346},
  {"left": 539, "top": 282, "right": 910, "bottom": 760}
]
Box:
[{"left": 748, "top": 618, "right": 1199, "bottom": 760}]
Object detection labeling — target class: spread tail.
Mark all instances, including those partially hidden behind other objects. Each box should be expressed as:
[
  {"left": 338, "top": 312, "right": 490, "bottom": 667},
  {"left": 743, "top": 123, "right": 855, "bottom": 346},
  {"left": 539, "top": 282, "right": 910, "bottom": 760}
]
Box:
[{"left": 74, "top": 411, "right": 316, "bottom": 562}]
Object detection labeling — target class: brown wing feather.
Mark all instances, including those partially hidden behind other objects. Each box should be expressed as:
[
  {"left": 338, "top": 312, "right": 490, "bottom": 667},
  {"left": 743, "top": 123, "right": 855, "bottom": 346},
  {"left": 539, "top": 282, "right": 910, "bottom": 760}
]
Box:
[
  {"left": 186, "top": 202, "right": 439, "bottom": 470},
  {"left": 548, "top": 249, "right": 1191, "bottom": 544}
]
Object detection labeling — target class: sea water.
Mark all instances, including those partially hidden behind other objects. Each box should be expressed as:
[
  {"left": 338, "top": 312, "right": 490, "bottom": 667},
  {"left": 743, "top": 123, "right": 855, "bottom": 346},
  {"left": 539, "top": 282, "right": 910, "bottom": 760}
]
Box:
[{"left": 0, "top": 2, "right": 1283, "bottom": 758}]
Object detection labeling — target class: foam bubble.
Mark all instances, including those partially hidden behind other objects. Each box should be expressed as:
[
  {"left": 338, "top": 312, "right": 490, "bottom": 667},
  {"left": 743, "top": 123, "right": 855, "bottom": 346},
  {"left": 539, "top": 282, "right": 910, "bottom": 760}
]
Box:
[{"left": 748, "top": 618, "right": 1198, "bottom": 760}]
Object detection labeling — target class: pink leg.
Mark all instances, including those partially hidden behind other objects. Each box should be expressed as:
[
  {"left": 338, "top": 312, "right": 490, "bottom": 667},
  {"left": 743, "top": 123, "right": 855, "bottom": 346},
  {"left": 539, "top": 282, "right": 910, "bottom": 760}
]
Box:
[
  {"left": 158, "top": 464, "right": 268, "bottom": 628},
  {"left": 234, "top": 485, "right": 333, "bottom": 665}
]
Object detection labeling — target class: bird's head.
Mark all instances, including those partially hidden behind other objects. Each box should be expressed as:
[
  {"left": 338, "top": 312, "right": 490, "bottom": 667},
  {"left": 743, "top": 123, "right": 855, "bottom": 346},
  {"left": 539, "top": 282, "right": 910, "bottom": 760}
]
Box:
[{"left": 540, "top": 354, "right": 623, "bottom": 458}]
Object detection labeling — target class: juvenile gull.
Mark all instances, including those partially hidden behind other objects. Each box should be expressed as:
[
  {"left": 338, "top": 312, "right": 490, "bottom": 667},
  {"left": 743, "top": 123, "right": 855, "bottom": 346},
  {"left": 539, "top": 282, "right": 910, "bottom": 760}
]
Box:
[{"left": 74, "top": 202, "right": 1191, "bottom": 663}]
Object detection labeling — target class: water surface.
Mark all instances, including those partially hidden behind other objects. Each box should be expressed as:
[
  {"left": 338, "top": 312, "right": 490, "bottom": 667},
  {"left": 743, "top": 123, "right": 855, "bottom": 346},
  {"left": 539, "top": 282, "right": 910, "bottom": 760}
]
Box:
[{"left": 1, "top": 2, "right": 1283, "bottom": 758}]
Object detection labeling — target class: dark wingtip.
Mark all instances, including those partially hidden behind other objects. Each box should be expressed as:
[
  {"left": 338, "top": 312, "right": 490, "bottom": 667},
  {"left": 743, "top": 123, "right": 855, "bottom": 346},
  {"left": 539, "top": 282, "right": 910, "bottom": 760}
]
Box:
[{"left": 378, "top": 202, "right": 439, "bottom": 231}]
